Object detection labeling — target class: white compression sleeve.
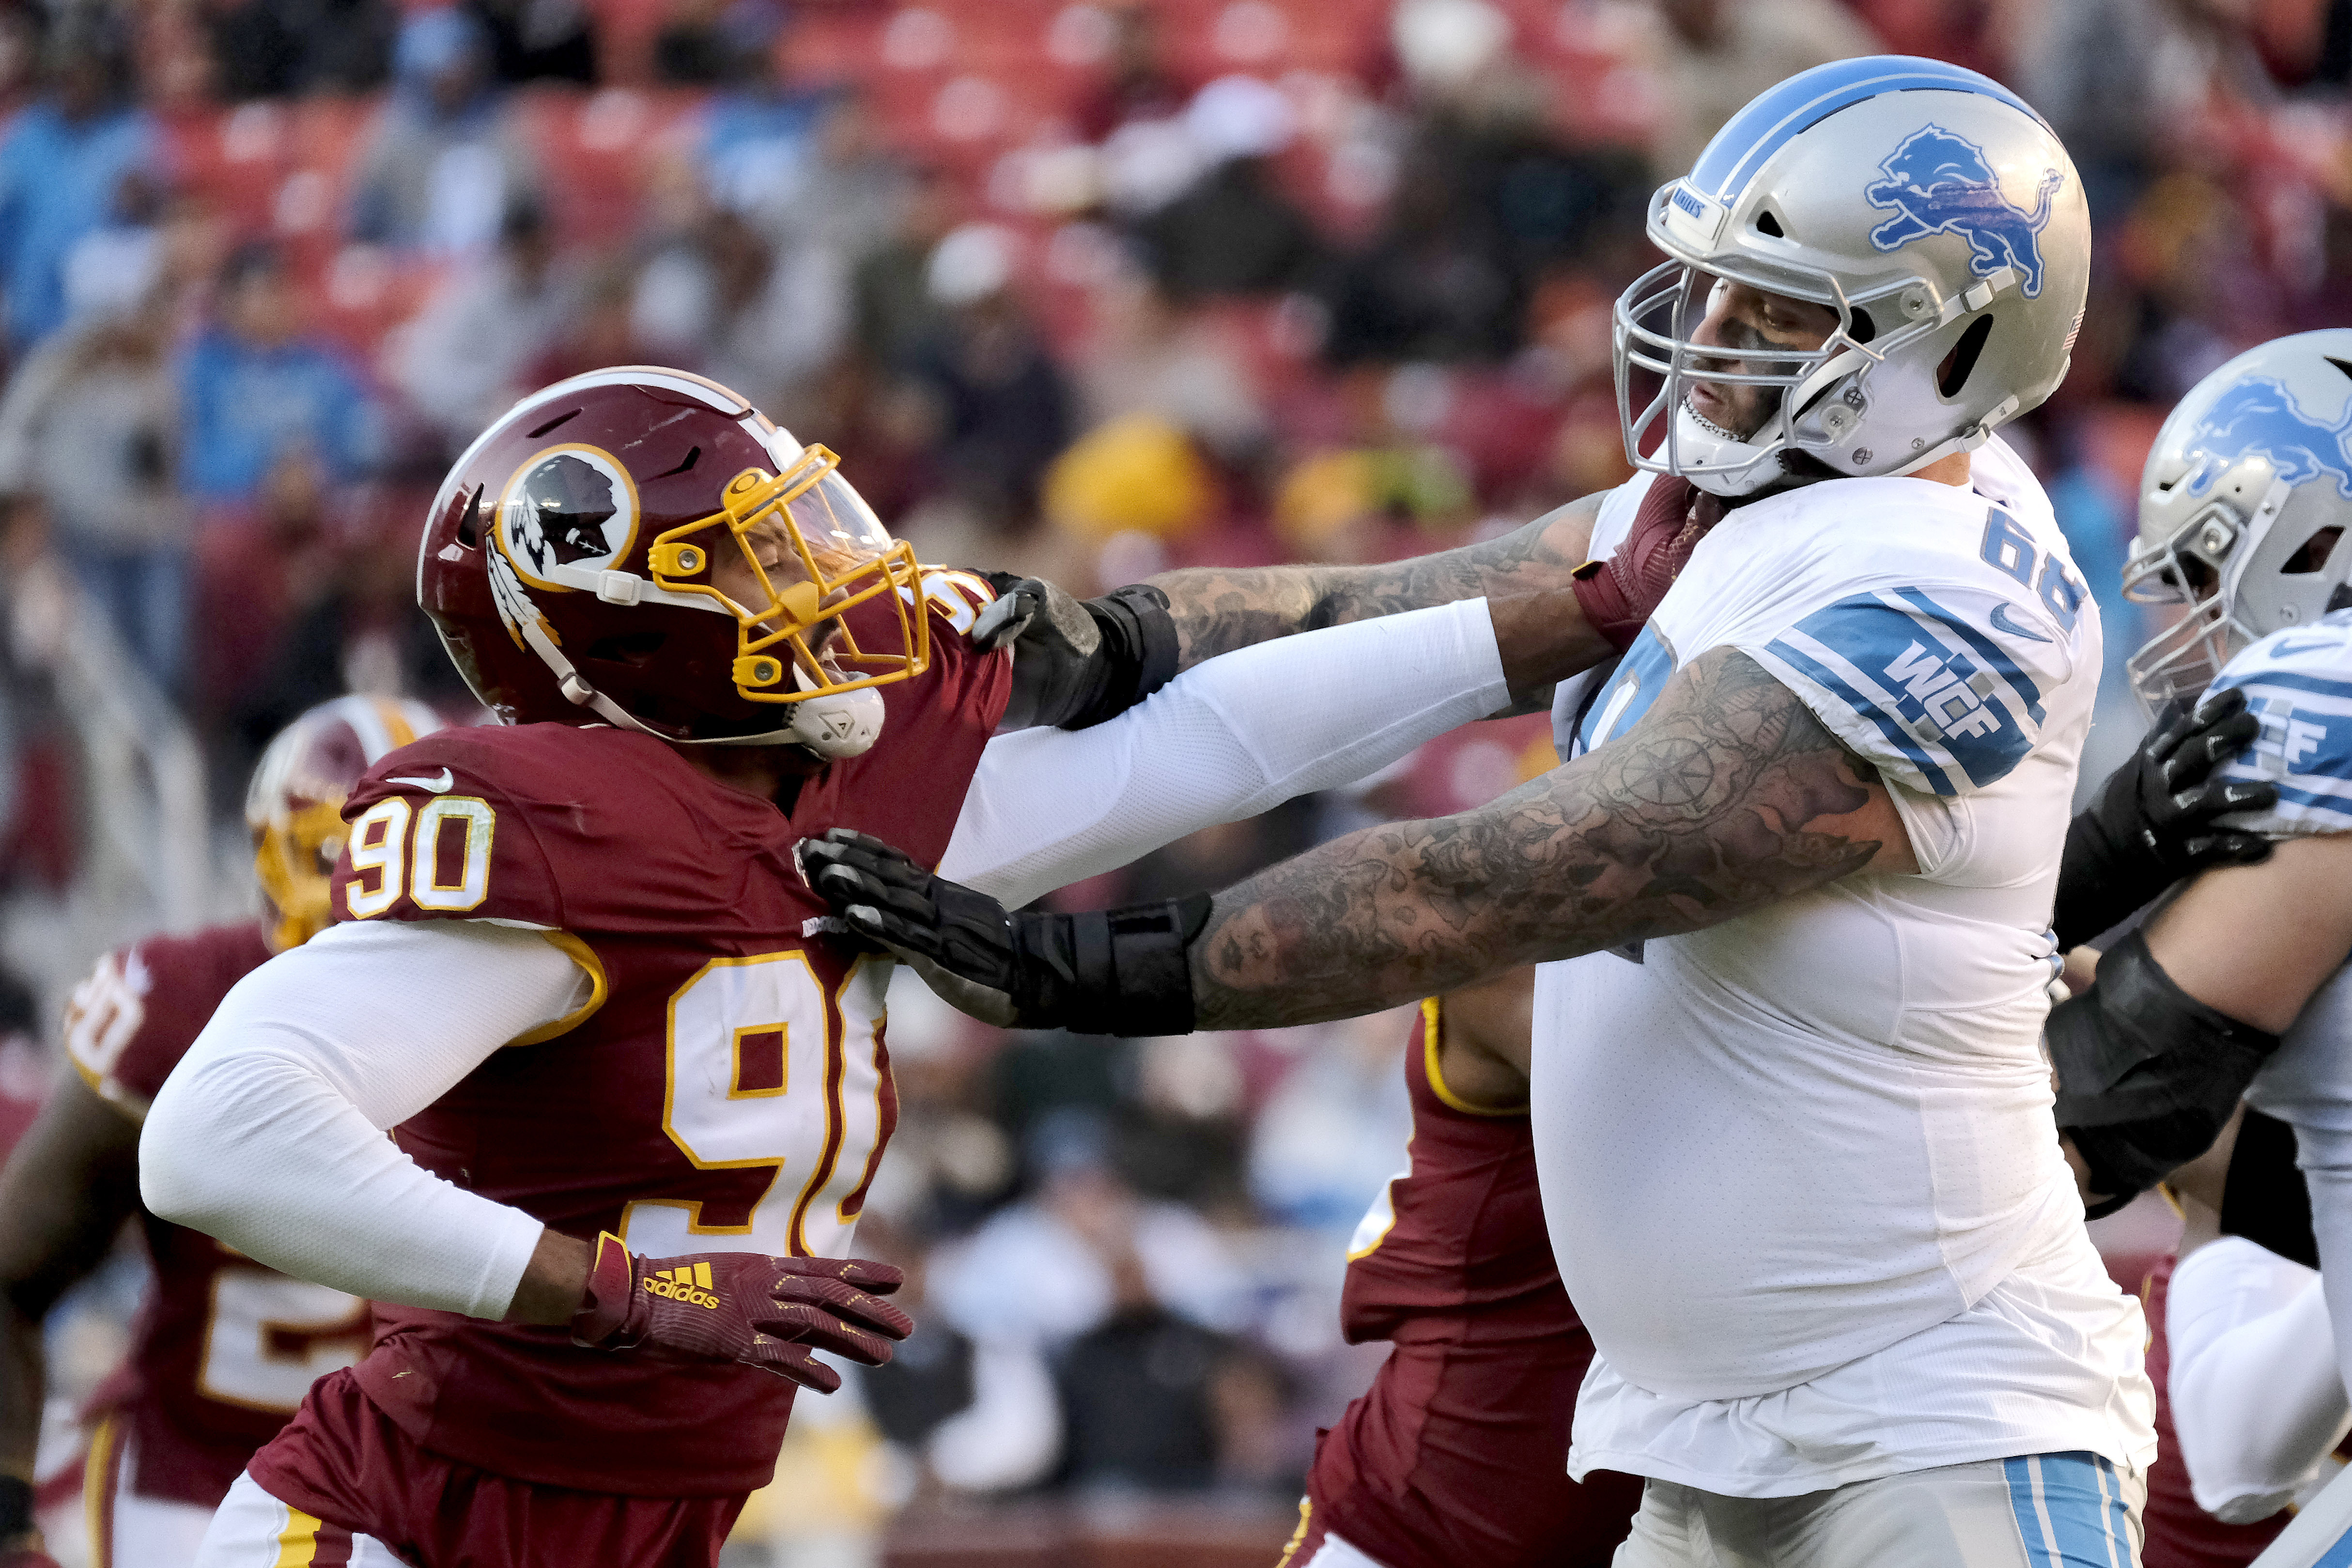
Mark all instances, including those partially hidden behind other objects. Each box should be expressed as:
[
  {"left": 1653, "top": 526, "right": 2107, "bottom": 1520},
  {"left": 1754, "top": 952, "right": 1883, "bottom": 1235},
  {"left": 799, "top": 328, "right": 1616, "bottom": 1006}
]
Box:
[
  {"left": 941, "top": 597, "right": 1510, "bottom": 908},
  {"left": 2167, "top": 1236, "right": 2349, "bottom": 1522},
  {"left": 140, "top": 919, "right": 589, "bottom": 1321}
]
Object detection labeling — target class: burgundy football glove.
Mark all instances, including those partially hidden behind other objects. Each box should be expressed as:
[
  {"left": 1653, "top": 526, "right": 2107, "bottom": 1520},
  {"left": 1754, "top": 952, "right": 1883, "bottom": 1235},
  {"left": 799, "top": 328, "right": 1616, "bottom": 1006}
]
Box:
[
  {"left": 0, "top": 1550, "right": 60, "bottom": 1568},
  {"left": 1569, "top": 477, "right": 1721, "bottom": 653},
  {"left": 569, "top": 1233, "right": 912, "bottom": 1393}
]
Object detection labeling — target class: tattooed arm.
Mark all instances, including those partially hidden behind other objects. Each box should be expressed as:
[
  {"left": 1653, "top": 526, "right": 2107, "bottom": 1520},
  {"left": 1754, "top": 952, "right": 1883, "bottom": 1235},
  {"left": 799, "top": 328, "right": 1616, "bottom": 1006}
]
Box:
[
  {"left": 1186, "top": 645, "right": 1919, "bottom": 1029},
  {"left": 1148, "top": 493, "right": 1610, "bottom": 708},
  {"left": 803, "top": 647, "right": 1920, "bottom": 1039}
]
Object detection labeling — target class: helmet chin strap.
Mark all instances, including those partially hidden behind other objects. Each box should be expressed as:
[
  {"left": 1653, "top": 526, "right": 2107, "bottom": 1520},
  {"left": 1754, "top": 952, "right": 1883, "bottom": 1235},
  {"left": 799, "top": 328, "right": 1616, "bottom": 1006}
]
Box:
[
  {"left": 1671, "top": 404, "right": 1785, "bottom": 497},
  {"left": 511, "top": 613, "right": 885, "bottom": 760}
]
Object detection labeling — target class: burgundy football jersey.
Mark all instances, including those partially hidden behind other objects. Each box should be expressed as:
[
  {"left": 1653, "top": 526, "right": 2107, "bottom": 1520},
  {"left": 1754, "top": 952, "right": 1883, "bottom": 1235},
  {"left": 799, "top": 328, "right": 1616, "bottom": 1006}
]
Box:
[
  {"left": 62, "top": 920, "right": 372, "bottom": 1506},
  {"left": 1341, "top": 998, "right": 1579, "bottom": 1345},
  {"left": 1315, "top": 998, "right": 1636, "bottom": 1568},
  {"left": 289, "top": 589, "right": 1008, "bottom": 1498},
  {"left": 2139, "top": 1254, "right": 2288, "bottom": 1568}
]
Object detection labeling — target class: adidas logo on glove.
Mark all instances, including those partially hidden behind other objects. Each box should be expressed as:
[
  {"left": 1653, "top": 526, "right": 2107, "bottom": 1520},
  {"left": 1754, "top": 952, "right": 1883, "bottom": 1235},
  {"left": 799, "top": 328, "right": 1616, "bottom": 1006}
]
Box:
[{"left": 643, "top": 1262, "right": 721, "bottom": 1309}]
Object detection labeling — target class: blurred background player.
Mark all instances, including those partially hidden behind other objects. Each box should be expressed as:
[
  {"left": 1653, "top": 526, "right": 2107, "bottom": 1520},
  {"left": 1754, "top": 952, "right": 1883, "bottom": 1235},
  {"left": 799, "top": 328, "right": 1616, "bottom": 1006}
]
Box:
[{"left": 0, "top": 696, "right": 443, "bottom": 1568}]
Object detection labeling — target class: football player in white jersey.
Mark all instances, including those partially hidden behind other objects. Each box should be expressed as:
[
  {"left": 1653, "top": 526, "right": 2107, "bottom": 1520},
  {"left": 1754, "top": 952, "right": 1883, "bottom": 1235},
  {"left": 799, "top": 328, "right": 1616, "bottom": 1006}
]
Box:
[
  {"left": 806, "top": 57, "right": 2168, "bottom": 1565},
  {"left": 2046, "top": 328, "right": 2352, "bottom": 1553}
]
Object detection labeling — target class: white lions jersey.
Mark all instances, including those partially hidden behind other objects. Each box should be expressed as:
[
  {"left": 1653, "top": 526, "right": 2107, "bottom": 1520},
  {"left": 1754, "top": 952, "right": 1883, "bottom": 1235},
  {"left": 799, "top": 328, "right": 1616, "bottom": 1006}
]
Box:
[
  {"left": 1532, "top": 438, "right": 2155, "bottom": 1496},
  {"left": 2213, "top": 613, "right": 2352, "bottom": 1409}
]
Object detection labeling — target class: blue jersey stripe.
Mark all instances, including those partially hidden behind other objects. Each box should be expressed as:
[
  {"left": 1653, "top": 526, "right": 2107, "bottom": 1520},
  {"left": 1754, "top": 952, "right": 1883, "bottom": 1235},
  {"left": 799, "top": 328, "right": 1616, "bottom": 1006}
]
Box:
[
  {"left": 1891, "top": 587, "right": 2048, "bottom": 723},
  {"left": 1774, "top": 596, "right": 2035, "bottom": 789},
  {"left": 1687, "top": 56, "right": 2047, "bottom": 199},
  {"left": 2215, "top": 670, "right": 2352, "bottom": 704},
  {"left": 2314, "top": 1517, "right": 2352, "bottom": 1568},
  {"left": 2269, "top": 749, "right": 2352, "bottom": 785},
  {"left": 1762, "top": 636, "right": 1962, "bottom": 795},
  {"left": 2257, "top": 782, "right": 2352, "bottom": 820}
]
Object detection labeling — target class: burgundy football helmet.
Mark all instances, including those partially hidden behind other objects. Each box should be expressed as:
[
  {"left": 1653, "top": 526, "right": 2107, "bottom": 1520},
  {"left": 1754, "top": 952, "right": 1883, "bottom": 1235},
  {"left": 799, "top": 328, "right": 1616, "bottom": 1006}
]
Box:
[
  {"left": 418, "top": 367, "right": 928, "bottom": 759},
  {"left": 247, "top": 695, "right": 450, "bottom": 949}
]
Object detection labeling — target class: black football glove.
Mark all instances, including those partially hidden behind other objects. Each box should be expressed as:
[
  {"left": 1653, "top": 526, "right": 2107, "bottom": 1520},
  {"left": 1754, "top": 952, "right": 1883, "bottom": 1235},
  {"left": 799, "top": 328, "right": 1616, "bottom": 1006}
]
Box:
[
  {"left": 797, "top": 829, "right": 1206, "bottom": 1035},
  {"left": 2051, "top": 688, "right": 2277, "bottom": 950},
  {"left": 973, "top": 575, "right": 1180, "bottom": 731}
]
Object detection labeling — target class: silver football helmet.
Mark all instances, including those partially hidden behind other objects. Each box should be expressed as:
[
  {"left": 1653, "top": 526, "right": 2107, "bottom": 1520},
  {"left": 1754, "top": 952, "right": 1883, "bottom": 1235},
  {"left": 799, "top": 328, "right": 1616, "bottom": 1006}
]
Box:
[
  {"left": 2124, "top": 330, "right": 2352, "bottom": 714},
  {"left": 1614, "top": 56, "right": 2090, "bottom": 497}
]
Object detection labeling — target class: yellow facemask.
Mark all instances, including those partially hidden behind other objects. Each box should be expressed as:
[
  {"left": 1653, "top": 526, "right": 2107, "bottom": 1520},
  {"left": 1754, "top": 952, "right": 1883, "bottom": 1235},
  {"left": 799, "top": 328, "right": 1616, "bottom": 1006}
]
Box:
[
  {"left": 253, "top": 799, "right": 349, "bottom": 952},
  {"left": 645, "top": 448, "right": 930, "bottom": 704}
]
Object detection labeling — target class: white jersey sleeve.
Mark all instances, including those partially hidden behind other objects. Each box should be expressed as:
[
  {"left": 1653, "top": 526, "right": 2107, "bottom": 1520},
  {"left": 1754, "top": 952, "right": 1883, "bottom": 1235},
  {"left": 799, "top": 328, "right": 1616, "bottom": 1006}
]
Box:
[
  {"left": 941, "top": 599, "right": 1508, "bottom": 909},
  {"left": 140, "top": 920, "right": 586, "bottom": 1320},
  {"left": 1567, "top": 479, "right": 2087, "bottom": 800},
  {"left": 1730, "top": 530, "right": 2084, "bottom": 799},
  {"left": 2206, "top": 611, "right": 2352, "bottom": 839}
]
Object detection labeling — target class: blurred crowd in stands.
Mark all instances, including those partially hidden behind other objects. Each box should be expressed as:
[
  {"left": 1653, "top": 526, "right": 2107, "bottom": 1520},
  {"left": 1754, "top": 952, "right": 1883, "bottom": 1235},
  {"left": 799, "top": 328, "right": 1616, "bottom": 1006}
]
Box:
[{"left": 1, "top": 0, "right": 2351, "bottom": 1555}]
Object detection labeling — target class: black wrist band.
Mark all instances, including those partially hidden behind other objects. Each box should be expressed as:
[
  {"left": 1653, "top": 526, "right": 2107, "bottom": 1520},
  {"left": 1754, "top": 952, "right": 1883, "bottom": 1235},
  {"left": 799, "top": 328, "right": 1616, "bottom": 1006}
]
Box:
[
  {"left": 1067, "top": 585, "right": 1180, "bottom": 730},
  {"left": 1039, "top": 892, "right": 1212, "bottom": 1035},
  {"left": 0, "top": 1473, "right": 34, "bottom": 1540}
]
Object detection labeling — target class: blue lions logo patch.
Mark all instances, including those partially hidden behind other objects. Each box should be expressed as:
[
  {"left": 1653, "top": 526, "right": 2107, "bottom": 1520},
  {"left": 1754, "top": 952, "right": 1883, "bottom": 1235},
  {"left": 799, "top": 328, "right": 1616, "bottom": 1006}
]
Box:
[
  {"left": 2182, "top": 376, "right": 2352, "bottom": 500},
  {"left": 1864, "top": 125, "right": 2064, "bottom": 299}
]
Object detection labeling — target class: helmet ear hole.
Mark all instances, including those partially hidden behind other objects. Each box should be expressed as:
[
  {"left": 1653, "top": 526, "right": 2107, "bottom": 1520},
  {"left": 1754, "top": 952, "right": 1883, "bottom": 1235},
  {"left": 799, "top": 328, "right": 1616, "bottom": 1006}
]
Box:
[
  {"left": 1938, "top": 315, "right": 1995, "bottom": 399},
  {"left": 1754, "top": 209, "right": 1785, "bottom": 238},
  {"left": 1847, "top": 308, "right": 1875, "bottom": 345},
  {"left": 455, "top": 485, "right": 484, "bottom": 549},
  {"left": 2283, "top": 526, "right": 2344, "bottom": 575}
]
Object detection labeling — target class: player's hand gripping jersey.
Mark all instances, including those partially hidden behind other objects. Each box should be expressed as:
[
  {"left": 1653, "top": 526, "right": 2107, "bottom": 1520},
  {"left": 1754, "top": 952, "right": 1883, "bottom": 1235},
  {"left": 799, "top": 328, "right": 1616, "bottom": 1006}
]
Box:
[
  {"left": 61, "top": 924, "right": 369, "bottom": 1507},
  {"left": 1304, "top": 999, "right": 1638, "bottom": 1568},
  {"left": 1533, "top": 437, "right": 2152, "bottom": 1493},
  {"left": 288, "top": 590, "right": 1006, "bottom": 1499}
]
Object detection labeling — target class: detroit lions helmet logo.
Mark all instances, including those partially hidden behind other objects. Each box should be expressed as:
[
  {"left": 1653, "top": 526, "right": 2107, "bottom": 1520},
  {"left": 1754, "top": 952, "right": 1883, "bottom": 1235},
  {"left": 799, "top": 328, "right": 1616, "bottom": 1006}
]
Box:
[
  {"left": 2181, "top": 376, "right": 2352, "bottom": 500},
  {"left": 1864, "top": 125, "right": 2064, "bottom": 299}
]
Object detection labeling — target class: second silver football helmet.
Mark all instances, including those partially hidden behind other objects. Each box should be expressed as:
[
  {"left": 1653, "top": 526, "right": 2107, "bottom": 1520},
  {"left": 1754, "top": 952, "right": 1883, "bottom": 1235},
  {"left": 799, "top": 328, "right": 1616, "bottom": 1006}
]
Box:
[{"left": 2125, "top": 330, "right": 2352, "bottom": 714}]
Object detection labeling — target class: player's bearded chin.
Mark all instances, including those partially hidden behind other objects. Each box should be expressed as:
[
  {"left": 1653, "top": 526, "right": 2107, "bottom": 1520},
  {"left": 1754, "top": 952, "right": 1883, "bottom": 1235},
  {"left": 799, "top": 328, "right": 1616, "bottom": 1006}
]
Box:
[{"left": 1685, "top": 360, "right": 1787, "bottom": 443}]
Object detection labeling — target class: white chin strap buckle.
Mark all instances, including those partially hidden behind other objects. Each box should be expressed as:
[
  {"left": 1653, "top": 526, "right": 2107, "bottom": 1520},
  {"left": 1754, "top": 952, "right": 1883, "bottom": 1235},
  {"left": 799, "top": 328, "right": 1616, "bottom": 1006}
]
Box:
[
  {"left": 1671, "top": 403, "right": 1782, "bottom": 497},
  {"left": 788, "top": 678, "right": 885, "bottom": 759}
]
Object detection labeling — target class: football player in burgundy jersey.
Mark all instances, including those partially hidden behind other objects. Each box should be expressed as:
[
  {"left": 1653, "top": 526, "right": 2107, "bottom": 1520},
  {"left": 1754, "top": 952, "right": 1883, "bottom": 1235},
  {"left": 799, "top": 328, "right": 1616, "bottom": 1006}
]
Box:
[
  {"left": 1281, "top": 968, "right": 1642, "bottom": 1568},
  {"left": 0, "top": 697, "right": 446, "bottom": 1568},
  {"left": 134, "top": 367, "right": 1619, "bottom": 1568}
]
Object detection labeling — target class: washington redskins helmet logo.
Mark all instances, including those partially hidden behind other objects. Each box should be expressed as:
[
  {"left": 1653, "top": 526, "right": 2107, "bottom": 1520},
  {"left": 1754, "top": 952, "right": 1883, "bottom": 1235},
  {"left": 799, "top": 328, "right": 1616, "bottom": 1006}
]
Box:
[{"left": 498, "top": 447, "right": 641, "bottom": 587}]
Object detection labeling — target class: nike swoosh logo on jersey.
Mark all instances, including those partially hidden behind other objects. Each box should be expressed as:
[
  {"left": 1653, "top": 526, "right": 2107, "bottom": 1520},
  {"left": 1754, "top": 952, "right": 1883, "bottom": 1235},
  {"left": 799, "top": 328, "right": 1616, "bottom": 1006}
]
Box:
[
  {"left": 2272, "top": 638, "right": 2337, "bottom": 659},
  {"left": 389, "top": 768, "right": 455, "bottom": 793},
  {"left": 1987, "top": 603, "right": 2051, "bottom": 643}
]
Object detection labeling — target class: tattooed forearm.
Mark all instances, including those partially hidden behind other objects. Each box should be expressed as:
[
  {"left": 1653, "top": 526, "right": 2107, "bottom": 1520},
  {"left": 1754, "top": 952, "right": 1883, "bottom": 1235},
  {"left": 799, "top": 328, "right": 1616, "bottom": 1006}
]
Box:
[
  {"left": 1147, "top": 493, "right": 1608, "bottom": 694},
  {"left": 1188, "top": 648, "right": 1908, "bottom": 1030}
]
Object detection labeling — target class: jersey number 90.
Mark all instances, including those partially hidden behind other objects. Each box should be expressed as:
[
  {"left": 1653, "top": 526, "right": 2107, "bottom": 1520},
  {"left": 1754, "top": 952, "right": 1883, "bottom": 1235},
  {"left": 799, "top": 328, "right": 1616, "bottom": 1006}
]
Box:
[{"left": 344, "top": 796, "right": 495, "bottom": 916}]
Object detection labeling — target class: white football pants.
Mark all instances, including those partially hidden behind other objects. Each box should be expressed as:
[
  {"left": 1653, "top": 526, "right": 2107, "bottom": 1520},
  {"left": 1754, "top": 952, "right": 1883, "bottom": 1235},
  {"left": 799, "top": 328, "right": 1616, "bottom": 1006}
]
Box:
[{"left": 1614, "top": 1453, "right": 2143, "bottom": 1568}]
